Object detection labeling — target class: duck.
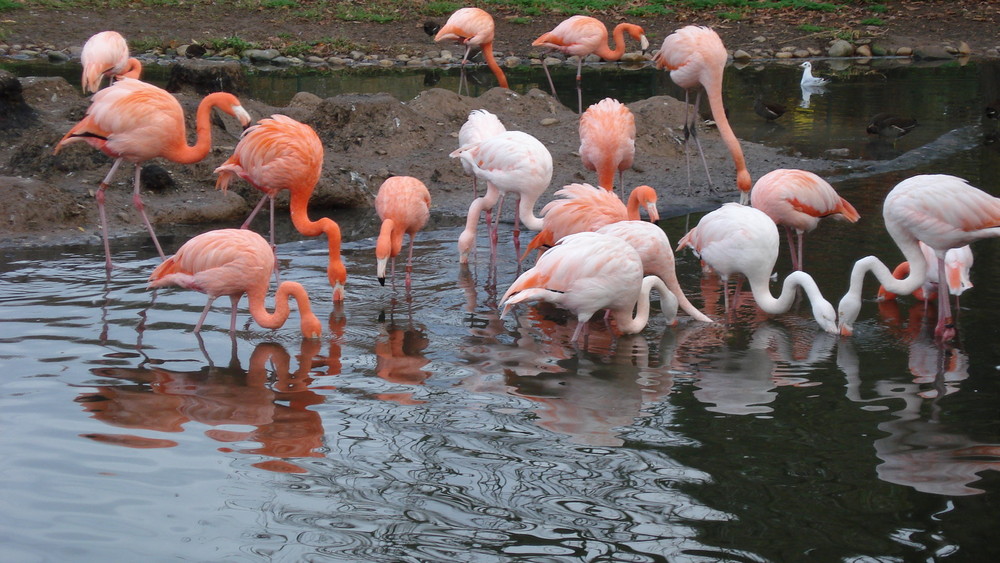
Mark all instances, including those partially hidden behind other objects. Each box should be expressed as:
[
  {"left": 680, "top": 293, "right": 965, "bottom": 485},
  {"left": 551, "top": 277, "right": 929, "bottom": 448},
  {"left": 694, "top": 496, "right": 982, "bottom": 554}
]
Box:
[
  {"left": 867, "top": 112, "right": 918, "bottom": 139},
  {"left": 754, "top": 96, "right": 786, "bottom": 121},
  {"left": 799, "top": 61, "right": 829, "bottom": 88}
]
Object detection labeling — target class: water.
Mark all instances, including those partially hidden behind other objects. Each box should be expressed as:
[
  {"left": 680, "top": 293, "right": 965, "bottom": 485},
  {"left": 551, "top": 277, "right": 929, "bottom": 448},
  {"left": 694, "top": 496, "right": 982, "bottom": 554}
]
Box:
[{"left": 1, "top": 59, "right": 999, "bottom": 561}]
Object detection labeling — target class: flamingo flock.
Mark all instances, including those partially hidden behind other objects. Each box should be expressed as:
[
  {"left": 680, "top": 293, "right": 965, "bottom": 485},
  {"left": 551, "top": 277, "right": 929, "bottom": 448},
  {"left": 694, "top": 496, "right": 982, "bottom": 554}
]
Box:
[{"left": 58, "top": 18, "right": 1000, "bottom": 346}]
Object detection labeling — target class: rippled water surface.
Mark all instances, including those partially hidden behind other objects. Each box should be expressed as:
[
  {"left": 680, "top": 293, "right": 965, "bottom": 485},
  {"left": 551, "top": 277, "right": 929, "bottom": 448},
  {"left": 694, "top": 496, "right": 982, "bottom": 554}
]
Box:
[{"left": 2, "top": 59, "right": 1000, "bottom": 561}]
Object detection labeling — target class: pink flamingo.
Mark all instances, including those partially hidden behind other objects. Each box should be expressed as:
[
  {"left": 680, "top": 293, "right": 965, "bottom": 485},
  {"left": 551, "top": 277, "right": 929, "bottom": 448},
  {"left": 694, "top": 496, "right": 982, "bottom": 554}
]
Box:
[
  {"left": 838, "top": 175, "right": 1000, "bottom": 341},
  {"left": 81, "top": 31, "right": 142, "bottom": 93},
  {"left": 749, "top": 168, "right": 860, "bottom": 271},
  {"left": 456, "top": 109, "right": 506, "bottom": 205},
  {"left": 878, "top": 242, "right": 974, "bottom": 304},
  {"left": 653, "top": 26, "right": 751, "bottom": 202},
  {"left": 434, "top": 7, "right": 508, "bottom": 94},
  {"left": 148, "top": 229, "right": 322, "bottom": 338},
  {"left": 374, "top": 176, "right": 432, "bottom": 289},
  {"left": 214, "top": 114, "right": 347, "bottom": 301},
  {"left": 532, "top": 15, "right": 649, "bottom": 113},
  {"left": 521, "top": 183, "right": 659, "bottom": 261},
  {"left": 453, "top": 130, "right": 553, "bottom": 263},
  {"left": 579, "top": 98, "right": 636, "bottom": 197},
  {"left": 597, "top": 220, "right": 713, "bottom": 323},
  {"left": 501, "top": 232, "right": 677, "bottom": 344},
  {"left": 676, "top": 203, "right": 838, "bottom": 332},
  {"left": 55, "top": 78, "right": 252, "bottom": 271}
]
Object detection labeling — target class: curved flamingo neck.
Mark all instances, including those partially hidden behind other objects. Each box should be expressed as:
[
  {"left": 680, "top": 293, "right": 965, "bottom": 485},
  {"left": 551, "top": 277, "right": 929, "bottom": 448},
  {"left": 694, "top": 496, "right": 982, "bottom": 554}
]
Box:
[
  {"left": 517, "top": 195, "right": 544, "bottom": 231},
  {"left": 164, "top": 92, "right": 231, "bottom": 164},
  {"left": 377, "top": 218, "right": 401, "bottom": 259},
  {"left": 247, "top": 281, "right": 321, "bottom": 337},
  {"left": 290, "top": 191, "right": 347, "bottom": 301},
  {"left": 594, "top": 23, "right": 639, "bottom": 61},
  {"left": 119, "top": 58, "right": 142, "bottom": 80},
  {"left": 848, "top": 230, "right": 927, "bottom": 304},
  {"left": 625, "top": 190, "right": 645, "bottom": 220},
  {"left": 480, "top": 42, "right": 509, "bottom": 88},
  {"left": 749, "top": 271, "right": 821, "bottom": 315},
  {"left": 703, "top": 83, "right": 752, "bottom": 197},
  {"left": 613, "top": 275, "right": 672, "bottom": 334}
]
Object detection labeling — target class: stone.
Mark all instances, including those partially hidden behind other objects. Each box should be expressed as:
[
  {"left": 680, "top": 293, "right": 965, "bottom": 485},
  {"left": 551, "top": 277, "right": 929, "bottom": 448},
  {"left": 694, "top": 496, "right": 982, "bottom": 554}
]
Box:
[
  {"left": 958, "top": 41, "right": 971, "bottom": 55},
  {"left": 855, "top": 44, "right": 872, "bottom": 57},
  {"left": 793, "top": 49, "right": 810, "bottom": 58},
  {"left": 245, "top": 48, "right": 280, "bottom": 62},
  {"left": 540, "top": 118, "right": 558, "bottom": 126},
  {"left": 827, "top": 39, "right": 854, "bottom": 57},
  {"left": 164, "top": 59, "right": 246, "bottom": 95},
  {"left": 0, "top": 70, "right": 36, "bottom": 129},
  {"left": 47, "top": 51, "right": 70, "bottom": 63},
  {"left": 896, "top": 46, "right": 913, "bottom": 56},
  {"left": 775, "top": 51, "right": 793, "bottom": 59},
  {"left": 913, "top": 45, "right": 953, "bottom": 60},
  {"left": 732, "top": 49, "right": 751, "bottom": 61}
]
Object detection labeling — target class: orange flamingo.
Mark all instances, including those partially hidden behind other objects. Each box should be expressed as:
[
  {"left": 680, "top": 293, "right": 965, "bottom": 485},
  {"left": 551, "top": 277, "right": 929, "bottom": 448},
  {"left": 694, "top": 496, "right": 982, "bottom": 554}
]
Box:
[
  {"left": 837, "top": 175, "right": 1000, "bottom": 341},
  {"left": 375, "top": 176, "right": 432, "bottom": 288},
  {"left": 596, "top": 220, "right": 713, "bottom": 323},
  {"left": 214, "top": 114, "right": 347, "bottom": 302},
  {"left": 653, "top": 26, "right": 751, "bottom": 202},
  {"left": 532, "top": 15, "right": 649, "bottom": 113},
  {"left": 434, "top": 7, "right": 508, "bottom": 94},
  {"left": 453, "top": 130, "right": 553, "bottom": 263},
  {"left": 878, "top": 242, "right": 974, "bottom": 303},
  {"left": 148, "top": 229, "right": 322, "bottom": 338},
  {"left": 521, "top": 183, "right": 659, "bottom": 261},
  {"left": 55, "top": 78, "right": 252, "bottom": 271},
  {"left": 501, "top": 232, "right": 677, "bottom": 344},
  {"left": 80, "top": 31, "right": 142, "bottom": 93},
  {"left": 749, "top": 168, "right": 860, "bottom": 271},
  {"left": 579, "top": 98, "right": 635, "bottom": 196}
]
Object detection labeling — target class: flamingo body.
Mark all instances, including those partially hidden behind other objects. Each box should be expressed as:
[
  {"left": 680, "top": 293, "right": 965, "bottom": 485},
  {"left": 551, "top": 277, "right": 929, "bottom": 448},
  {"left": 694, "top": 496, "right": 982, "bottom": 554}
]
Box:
[
  {"left": 148, "top": 229, "right": 322, "bottom": 338},
  {"left": 215, "top": 114, "right": 347, "bottom": 301},
  {"left": 55, "top": 77, "right": 252, "bottom": 269},
  {"left": 677, "top": 203, "right": 838, "bottom": 332},
  {"left": 501, "top": 232, "right": 677, "bottom": 343},
  {"left": 434, "top": 7, "right": 508, "bottom": 89},
  {"left": 653, "top": 26, "right": 751, "bottom": 201},
  {"left": 750, "top": 168, "right": 860, "bottom": 270},
  {"left": 375, "top": 176, "right": 432, "bottom": 288},
  {"left": 81, "top": 31, "right": 142, "bottom": 93},
  {"left": 837, "top": 174, "right": 1000, "bottom": 340},
  {"left": 457, "top": 109, "right": 506, "bottom": 199},
  {"left": 579, "top": 98, "right": 636, "bottom": 193}
]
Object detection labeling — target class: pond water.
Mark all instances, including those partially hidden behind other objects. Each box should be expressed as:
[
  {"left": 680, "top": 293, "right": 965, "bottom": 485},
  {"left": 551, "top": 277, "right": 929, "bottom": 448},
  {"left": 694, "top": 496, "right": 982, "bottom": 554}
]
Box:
[{"left": 2, "top": 59, "right": 999, "bottom": 561}]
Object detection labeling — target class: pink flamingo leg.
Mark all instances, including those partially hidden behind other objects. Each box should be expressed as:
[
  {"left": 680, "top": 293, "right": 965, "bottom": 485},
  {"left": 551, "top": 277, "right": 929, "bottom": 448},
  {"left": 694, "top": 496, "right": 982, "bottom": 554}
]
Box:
[
  {"left": 193, "top": 296, "right": 217, "bottom": 334},
  {"left": 95, "top": 158, "right": 124, "bottom": 272},
  {"left": 935, "top": 255, "right": 956, "bottom": 342},
  {"left": 130, "top": 164, "right": 165, "bottom": 259}
]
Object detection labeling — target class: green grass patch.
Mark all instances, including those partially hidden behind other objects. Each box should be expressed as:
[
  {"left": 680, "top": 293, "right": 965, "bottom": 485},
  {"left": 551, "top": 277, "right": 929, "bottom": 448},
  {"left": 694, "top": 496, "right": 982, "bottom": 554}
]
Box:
[
  {"left": 0, "top": 0, "right": 23, "bottom": 10},
  {"left": 860, "top": 17, "right": 884, "bottom": 26},
  {"left": 421, "top": 1, "right": 461, "bottom": 17},
  {"left": 204, "top": 35, "right": 259, "bottom": 52},
  {"left": 508, "top": 16, "right": 532, "bottom": 24},
  {"left": 262, "top": 0, "right": 297, "bottom": 7}
]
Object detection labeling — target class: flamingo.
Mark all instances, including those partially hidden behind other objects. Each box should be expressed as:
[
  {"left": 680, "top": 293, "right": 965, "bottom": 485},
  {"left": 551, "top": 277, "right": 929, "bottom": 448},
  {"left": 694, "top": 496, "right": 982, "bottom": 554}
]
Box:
[
  {"left": 596, "top": 220, "right": 713, "bottom": 323},
  {"left": 148, "top": 229, "right": 322, "bottom": 338},
  {"left": 500, "top": 232, "right": 678, "bottom": 344},
  {"left": 521, "top": 183, "right": 659, "bottom": 260},
  {"left": 374, "top": 176, "right": 432, "bottom": 289},
  {"left": 434, "top": 7, "right": 508, "bottom": 94},
  {"left": 676, "top": 203, "right": 839, "bottom": 333},
  {"left": 579, "top": 98, "right": 635, "bottom": 196},
  {"left": 456, "top": 109, "right": 506, "bottom": 204},
  {"left": 80, "top": 30, "right": 142, "bottom": 93},
  {"left": 653, "top": 26, "right": 751, "bottom": 203},
  {"left": 452, "top": 130, "right": 553, "bottom": 263},
  {"left": 878, "top": 242, "right": 974, "bottom": 304},
  {"left": 214, "top": 114, "right": 347, "bottom": 302},
  {"left": 837, "top": 175, "right": 1000, "bottom": 341},
  {"left": 799, "top": 62, "right": 829, "bottom": 88},
  {"left": 749, "top": 168, "right": 860, "bottom": 271},
  {"left": 55, "top": 78, "right": 252, "bottom": 271},
  {"left": 532, "top": 15, "right": 649, "bottom": 113}
]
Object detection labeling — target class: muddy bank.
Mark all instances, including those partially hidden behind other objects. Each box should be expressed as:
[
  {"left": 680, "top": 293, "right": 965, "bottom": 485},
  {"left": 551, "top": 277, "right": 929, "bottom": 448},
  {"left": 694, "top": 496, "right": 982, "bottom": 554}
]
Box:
[{"left": 0, "top": 69, "right": 829, "bottom": 250}]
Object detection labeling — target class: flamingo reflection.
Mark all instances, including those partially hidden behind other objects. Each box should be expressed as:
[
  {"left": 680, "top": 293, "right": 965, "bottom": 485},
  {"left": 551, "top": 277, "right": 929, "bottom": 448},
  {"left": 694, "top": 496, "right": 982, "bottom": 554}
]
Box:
[
  {"left": 371, "top": 299, "right": 432, "bottom": 405},
  {"left": 76, "top": 319, "right": 344, "bottom": 473}
]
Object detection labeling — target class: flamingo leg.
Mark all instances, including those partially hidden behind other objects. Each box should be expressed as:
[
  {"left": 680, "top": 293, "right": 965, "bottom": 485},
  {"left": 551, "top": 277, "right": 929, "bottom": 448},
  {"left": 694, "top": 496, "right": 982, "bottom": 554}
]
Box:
[
  {"left": 95, "top": 157, "right": 125, "bottom": 273},
  {"left": 689, "top": 90, "right": 714, "bottom": 189},
  {"left": 131, "top": 164, "right": 166, "bottom": 260},
  {"left": 796, "top": 230, "right": 805, "bottom": 272},
  {"left": 405, "top": 234, "right": 416, "bottom": 289},
  {"left": 575, "top": 58, "right": 584, "bottom": 114},
  {"left": 783, "top": 226, "right": 799, "bottom": 271},
  {"left": 541, "top": 57, "right": 558, "bottom": 99},
  {"left": 242, "top": 193, "right": 270, "bottom": 229},
  {"left": 193, "top": 295, "right": 219, "bottom": 334},
  {"left": 935, "top": 255, "right": 956, "bottom": 341},
  {"left": 459, "top": 43, "right": 473, "bottom": 96},
  {"left": 229, "top": 295, "right": 241, "bottom": 333}
]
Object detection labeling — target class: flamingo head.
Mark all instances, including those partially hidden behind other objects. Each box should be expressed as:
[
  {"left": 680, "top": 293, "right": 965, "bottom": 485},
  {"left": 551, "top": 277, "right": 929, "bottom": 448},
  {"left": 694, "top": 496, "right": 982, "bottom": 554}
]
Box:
[
  {"left": 811, "top": 299, "right": 838, "bottom": 334},
  {"left": 837, "top": 294, "right": 860, "bottom": 337},
  {"left": 300, "top": 313, "right": 323, "bottom": 339}
]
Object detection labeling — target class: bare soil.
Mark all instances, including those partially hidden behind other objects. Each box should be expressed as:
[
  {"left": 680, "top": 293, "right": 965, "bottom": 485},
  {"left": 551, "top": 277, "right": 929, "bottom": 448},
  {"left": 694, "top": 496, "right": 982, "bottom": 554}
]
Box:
[{"left": 1, "top": 2, "right": 997, "bottom": 248}]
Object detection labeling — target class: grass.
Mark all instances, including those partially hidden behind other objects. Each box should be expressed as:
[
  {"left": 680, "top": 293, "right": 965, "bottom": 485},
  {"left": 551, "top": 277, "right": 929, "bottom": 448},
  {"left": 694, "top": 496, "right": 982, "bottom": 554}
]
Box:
[{"left": 0, "top": 0, "right": 24, "bottom": 11}]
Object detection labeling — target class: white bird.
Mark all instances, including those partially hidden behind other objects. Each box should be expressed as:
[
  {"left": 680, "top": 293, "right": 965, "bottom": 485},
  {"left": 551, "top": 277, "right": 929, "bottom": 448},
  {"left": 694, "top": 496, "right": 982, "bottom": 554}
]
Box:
[
  {"left": 800, "top": 61, "right": 829, "bottom": 88},
  {"left": 456, "top": 109, "right": 506, "bottom": 201},
  {"left": 676, "top": 203, "right": 839, "bottom": 333}
]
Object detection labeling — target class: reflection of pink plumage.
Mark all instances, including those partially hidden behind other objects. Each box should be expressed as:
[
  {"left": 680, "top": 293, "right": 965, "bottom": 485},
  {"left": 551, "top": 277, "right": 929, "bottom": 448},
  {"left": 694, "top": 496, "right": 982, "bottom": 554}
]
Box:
[
  {"left": 215, "top": 114, "right": 347, "bottom": 301},
  {"left": 838, "top": 174, "right": 1000, "bottom": 341},
  {"left": 521, "top": 183, "right": 658, "bottom": 260},
  {"left": 532, "top": 15, "right": 649, "bottom": 113},
  {"left": 148, "top": 229, "right": 322, "bottom": 338},
  {"left": 434, "top": 7, "right": 508, "bottom": 91},
  {"left": 653, "top": 26, "right": 751, "bottom": 202},
  {"left": 55, "top": 78, "right": 252, "bottom": 271},
  {"left": 579, "top": 98, "right": 636, "bottom": 196},
  {"left": 501, "top": 232, "right": 677, "bottom": 344},
  {"left": 750, "top": 168, "right": 860, "bottom": 271},
  {"left": 453, "top": 130, "right": 553, "bottom": 263},
  {"left": 677, "top": 203, "right": 838, "bottom": 332},
  {"left": 596, "top": 221, "right": 712, "bottom": 323},
  {"left": 81, "top": 31, "right": 142, "bottom": 93},
  {"left": 375, "top": 176, "right": 432, "bottom": 289}
]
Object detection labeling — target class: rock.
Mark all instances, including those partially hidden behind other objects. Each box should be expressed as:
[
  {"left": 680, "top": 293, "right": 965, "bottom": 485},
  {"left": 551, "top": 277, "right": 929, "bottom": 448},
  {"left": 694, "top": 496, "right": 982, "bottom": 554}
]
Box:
[
  {"left": 164, "top": 59, "right": 246, "bottom": 95},
  {"left": 245, "top": 48, "right": 280, "bottom": 62},
  {"left": 855, "top": 44, "right": 872, "bottom": 57},
  {"left": 47, "top": 51, "right": 70, "bottom": 63},
  {"left": 827, "top": 39, "right": 854, "bottom": 57},
  {"left": 775, "top": 51, "right": 793, "bottom": 59},
  {"left": 140, "top": 164, "right": 176, "bottom": 192},
  {"left": 0, "top": 70, "right": 36, "bottom": 130},
  {"left": 793, "top": 49, "right": 810, "bottom": 58},
  {"left": 958, "top": 41, "right": 971, "bottom": 55},
  {"left": 896, "top": 46, "right": 913, "bottom": 56},
  {"left": 732, "top": 49, "right": 751, "bottom": 61},
  {"left": 540, "top": 117, "right": 558, "bottom": 126},
  {"left": 913, "top": 45, "right": 954, "bottom": 60},
  {"left": 504, "top": 56, "right": 521, "bottom": 67}
]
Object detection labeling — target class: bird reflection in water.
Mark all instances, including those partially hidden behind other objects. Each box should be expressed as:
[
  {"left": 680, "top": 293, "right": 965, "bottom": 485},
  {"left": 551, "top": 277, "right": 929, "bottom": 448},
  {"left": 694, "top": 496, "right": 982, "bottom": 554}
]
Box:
[
  {"left": 75, "top": 308, "right": 345, "bottom": 474},
  {"left": 371, "top": 298, "right": 432, "bottom": 405},
  {"left": 838, "top": 315, "right": 999, "bottom": 495}
]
